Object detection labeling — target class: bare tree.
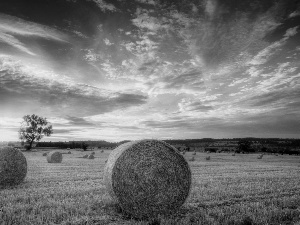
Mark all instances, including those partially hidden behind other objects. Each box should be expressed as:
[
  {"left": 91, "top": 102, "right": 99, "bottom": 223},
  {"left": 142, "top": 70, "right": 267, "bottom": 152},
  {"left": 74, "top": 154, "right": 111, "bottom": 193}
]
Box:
[{"left": 19, "top": 114, "right": 53, "bottom": 150}]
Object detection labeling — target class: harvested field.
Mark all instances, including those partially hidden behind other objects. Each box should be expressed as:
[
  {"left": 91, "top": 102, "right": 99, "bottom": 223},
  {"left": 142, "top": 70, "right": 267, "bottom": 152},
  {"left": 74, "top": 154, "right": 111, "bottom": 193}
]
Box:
[{"left": 0, "top": 150, "right": 300, "bottom": 224}]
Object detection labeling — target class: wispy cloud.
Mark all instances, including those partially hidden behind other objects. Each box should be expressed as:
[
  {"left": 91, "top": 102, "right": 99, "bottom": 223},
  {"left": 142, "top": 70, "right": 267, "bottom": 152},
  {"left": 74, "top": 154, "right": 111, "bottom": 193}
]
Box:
[
  {"left": 0, "top": 13, "right": 68, "bottom": 55},
  {"left": 135, "top": 0, "right": 157, "bottom": 6},
  {"left": 0, "top": 33, "right": 35, "bottom": 55},
  {"left": 92, "top": 0, "right": 117, "bottom": 12},
  {"left": 289, "top": 10, "right": 300, "bottom": 18},
  {"left": 104, "top": 38, "right": 114, "bottom": 46},
  {"left": 0, "top": 55, "right": 147, "bottom": 117}
]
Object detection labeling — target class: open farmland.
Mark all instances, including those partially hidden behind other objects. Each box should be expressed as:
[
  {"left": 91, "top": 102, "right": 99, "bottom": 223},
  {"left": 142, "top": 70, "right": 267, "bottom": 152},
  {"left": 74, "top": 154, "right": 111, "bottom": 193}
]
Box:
[{"left": 1, "top": 150, "right": 300, "bottom": 225}]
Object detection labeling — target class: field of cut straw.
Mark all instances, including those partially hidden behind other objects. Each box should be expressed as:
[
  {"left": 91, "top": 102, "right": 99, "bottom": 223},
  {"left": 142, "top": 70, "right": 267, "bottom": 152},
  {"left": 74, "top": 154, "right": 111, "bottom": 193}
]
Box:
[{"left": 1, "top": 150, "right": 300, "bottom": 225}]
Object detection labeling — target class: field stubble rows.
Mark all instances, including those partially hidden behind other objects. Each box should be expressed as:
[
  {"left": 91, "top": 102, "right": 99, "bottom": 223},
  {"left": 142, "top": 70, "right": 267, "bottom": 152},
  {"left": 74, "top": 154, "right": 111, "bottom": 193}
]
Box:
[{"left": 1, "top": 150, "right": 300, "bottom": 225}]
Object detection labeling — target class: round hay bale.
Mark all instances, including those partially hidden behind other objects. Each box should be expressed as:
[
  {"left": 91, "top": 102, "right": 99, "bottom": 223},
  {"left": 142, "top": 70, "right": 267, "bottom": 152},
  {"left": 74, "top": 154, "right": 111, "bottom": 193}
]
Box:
[
  {"left": 47, "top": 151, "right": 62, "bottom": 163},
  {"left": 105, "top": 159, "right": 107, "bottom": 163},
  {"left": 0, "top": 147, "right": 27, "bottom": 185},
  {"left": 42, "top": 152, "right": 47, "bottom": 156},
  {"left": 67, "top": 151, "right": 71, "bottom": 154},
  {"left": 91, "top": 152, "right": 95, "bottom": 155},
  {"left": 88, "top": 154, "right": 94, "bottom": 159},
  {"left": 257, "top": 154, "right": 263, "bottom": 159},
  {"left": 103, "top": 139, "right": 191, "bottom": 219},
  {"left": 101, "top": 150, "right": 104, "bottom": 153},
  {"left": 232, "top": 153, "right": 235, "bottom": 156},
  {"left": 189, "top": 156, "right": 195, "bottom": 162},
  {"left": 192, "top": 151, "right": 196, "bottom": 155},
  {"left": 83, "top": 154, "right": 88, "bottom": 158},
  {"left": 206, "top": 156, "right": 211, "bottom": 160}
]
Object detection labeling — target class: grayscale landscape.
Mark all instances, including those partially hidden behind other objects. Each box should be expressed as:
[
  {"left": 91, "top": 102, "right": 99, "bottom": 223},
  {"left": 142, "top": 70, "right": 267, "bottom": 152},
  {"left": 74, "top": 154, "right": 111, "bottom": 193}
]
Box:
[{"left": 0, "top": 0, "right": 300, "bottom": 224}]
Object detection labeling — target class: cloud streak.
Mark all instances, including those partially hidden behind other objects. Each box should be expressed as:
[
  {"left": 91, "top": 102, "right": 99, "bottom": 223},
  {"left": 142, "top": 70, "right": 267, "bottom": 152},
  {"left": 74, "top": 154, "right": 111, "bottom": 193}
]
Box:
[
  {"left": 0, "top": 13, "right": 68, "bottom": 55},
  {"left": 0, "top": 55, "right": 147, "bottom": 118}
]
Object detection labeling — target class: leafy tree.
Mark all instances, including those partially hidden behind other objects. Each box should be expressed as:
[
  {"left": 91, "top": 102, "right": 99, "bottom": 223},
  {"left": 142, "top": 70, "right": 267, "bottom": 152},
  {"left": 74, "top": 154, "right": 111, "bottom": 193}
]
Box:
[
  {"left": 237, "top": 139, "right": 252, "bottom": 153},
  {"left": 81, "top": 142, "right": 89, "bottom": 151},
  {"left": 7, "top": 142, "right": 15, "bottom": 147},
  {"left": 19, "top": 114, "right": 53, "bottom": 150}
]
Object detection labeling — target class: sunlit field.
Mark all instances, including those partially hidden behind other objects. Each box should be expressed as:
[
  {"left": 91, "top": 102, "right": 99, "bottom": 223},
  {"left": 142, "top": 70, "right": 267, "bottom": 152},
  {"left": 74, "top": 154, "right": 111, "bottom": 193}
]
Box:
[{"left": 1, "top": 150, "right": 300, "bottom": 225}]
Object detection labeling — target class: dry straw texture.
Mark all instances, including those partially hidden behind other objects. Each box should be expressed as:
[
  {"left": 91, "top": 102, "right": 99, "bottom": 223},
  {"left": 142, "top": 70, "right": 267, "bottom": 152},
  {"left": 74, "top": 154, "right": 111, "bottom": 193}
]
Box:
[
  {"left": 46, "top": 151, "right": 62, "bottom": 163},
  {"left": 0, "top": 147, "right": 27, "bottom": 185},
  {"left": 103, "top": 139, "right": 191, "bottom": 219},
  {"left": 88, "top": 155, "right": 94, "bottom": 159}
]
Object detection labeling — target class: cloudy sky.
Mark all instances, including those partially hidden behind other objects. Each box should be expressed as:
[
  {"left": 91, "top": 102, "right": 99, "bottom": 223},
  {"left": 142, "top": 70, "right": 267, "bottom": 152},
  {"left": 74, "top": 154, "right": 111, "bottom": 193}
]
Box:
[{"left": 0, "top": 0, "right": 300, "bottom": 142}]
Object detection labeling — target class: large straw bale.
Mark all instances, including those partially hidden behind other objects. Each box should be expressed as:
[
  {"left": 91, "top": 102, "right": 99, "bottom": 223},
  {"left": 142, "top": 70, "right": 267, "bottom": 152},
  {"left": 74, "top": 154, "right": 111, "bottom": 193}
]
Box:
[
  {"left": 88, "top": 154, "right": 94, "bottom": 159},
  {"left": 103, "top": 139, "right": 191, "bottom": 219},
  {"left": 0, "top": 147, "right": 27, "bottom": 185},
  {"left": 47, "top": 151, "right": 62, "bottom": 163}
]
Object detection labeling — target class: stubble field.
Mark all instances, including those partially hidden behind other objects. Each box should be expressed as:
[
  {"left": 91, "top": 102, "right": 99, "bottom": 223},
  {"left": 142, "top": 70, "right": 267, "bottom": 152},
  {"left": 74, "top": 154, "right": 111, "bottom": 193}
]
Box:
[{"left": 1, "top": 149, "right": 300, "bottom": 225}]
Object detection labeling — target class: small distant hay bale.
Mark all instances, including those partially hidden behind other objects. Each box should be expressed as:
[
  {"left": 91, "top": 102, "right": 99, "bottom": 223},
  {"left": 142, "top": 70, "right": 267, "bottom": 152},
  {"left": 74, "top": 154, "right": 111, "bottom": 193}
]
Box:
[
  {"left": 88, "top": 154, "right": 94, "bottom": 159},
  {"left": 83, "top": 154, "right": 88, "bottom": 158},
  {"left": 101, "top": 149, "right": 104, "bottom": 153},
  {"left": 42, "top": 152, "right": 47, "bottom": 156},
  {"left": 67, "top": 148, "right": 70, "bottom": 150},
  {"left": 68, "top": 151, "right": 71, "bottom": 154},
  {"left": 47, "top": 151, "right": 62, "bottom": 163},
  {"left": 103, "top": 139, "right": 191, "bottom": 219},
  {"left": 91, "top": 152, "right": 95, "bottom": 155},
  {"left": 232, "top": 153, "right": 235, "bottom": 156},
  {"left": 105, "top": 159, "right": 107, "bottom": 163},
  {"left": 206, "top": 156, "right": 210, "bottom": 160},
  {"left": 0, "top": 147, "right": 27, "bottom": 185},
  {"left": 192, "top": 151, "right": 196, "bottom": 155},
  {"left": 257, "top": 154, "right": 263, "bottom": 159},
  {"left": 189, "top": 156, "right": 195, "bottom": 161},
  {"left": 275, "top": 153, "right": 279, "bottom": 156}
]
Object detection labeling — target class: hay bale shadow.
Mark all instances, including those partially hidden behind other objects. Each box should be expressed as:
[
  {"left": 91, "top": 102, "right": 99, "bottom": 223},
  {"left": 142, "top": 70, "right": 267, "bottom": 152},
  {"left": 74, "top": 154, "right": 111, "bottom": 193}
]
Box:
[
  {"left": 77, "top": 155, "right": 98, "bottom": 159},
  {"left": 93, "top": 200, "right": 196, "bottom": 223}
]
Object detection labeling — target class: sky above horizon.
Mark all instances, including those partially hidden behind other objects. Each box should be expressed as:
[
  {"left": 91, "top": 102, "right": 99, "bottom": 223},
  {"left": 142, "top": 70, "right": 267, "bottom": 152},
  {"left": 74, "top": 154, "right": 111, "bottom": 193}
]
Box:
[{"left": 0, "top": 0, "right": 300, "bottom": 142}]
